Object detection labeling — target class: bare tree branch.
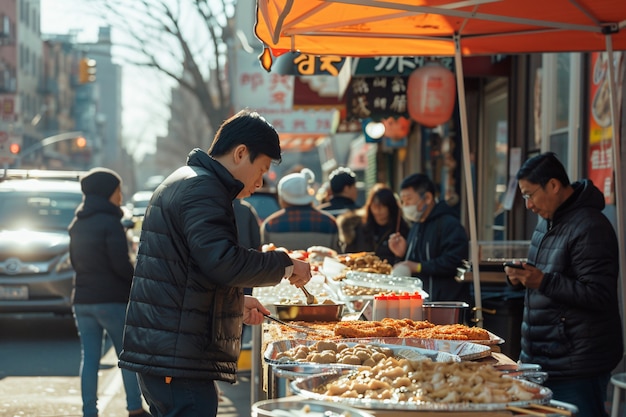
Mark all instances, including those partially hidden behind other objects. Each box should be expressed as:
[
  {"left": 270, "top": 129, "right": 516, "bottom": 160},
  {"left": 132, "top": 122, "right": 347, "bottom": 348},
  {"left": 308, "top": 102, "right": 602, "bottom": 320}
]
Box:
[{"left": 84, "top": 0, "right": 233, "bottom": 144}]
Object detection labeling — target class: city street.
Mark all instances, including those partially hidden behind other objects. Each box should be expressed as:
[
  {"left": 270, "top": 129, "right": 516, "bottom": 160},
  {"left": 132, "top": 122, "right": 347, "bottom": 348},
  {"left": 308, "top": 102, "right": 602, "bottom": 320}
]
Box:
[{"left": 0, "top": 313, "right": 252, "bottom": 417}]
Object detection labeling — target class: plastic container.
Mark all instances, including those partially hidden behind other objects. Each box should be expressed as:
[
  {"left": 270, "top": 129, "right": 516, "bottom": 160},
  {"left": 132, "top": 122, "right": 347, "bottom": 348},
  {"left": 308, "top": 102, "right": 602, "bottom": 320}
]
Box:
[
  {"left": 372, "top": 293, "right": 389, "bottom": 321},
  {"left": 410, "top": 292, "right": 423, "bottom": 321},
  {"left": 386, "top": 293, "right": 399, "bottom": 319},
  {"left": 398, "top": 292, "right": 411, "bottom": 319}
]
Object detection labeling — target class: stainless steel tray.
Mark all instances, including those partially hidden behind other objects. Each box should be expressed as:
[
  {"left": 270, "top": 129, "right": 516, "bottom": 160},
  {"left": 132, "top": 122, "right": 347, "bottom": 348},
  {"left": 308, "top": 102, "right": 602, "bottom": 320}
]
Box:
[
  {"left": 290, "top": 371, "right": 552, "bottom": 411},
  {"left": 371, "top": 337, "right": 493, "bottom": 360}
]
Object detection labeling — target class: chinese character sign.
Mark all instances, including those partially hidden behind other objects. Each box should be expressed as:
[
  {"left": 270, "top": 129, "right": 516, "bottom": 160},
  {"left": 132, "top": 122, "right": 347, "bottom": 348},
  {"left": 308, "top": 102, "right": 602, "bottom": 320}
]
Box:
[{"left": 345, "top": 76, "right": 409, "bottom": 121}]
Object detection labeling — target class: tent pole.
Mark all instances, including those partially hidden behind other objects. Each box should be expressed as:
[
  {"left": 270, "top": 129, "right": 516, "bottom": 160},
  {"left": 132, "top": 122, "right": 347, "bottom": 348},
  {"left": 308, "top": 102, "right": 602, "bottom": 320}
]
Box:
[
  {"left": 604, "top": 35, "right": 626, "bottom": 353},
  {"left": 453, "top": 34, "right": 483, "bottom": 327}
]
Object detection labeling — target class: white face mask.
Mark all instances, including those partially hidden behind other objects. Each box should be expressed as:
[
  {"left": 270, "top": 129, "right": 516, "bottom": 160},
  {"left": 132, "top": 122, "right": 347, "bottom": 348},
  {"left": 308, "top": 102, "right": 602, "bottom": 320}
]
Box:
[{"left": 402, "top": 203, "right": 425, "bottom": 223}]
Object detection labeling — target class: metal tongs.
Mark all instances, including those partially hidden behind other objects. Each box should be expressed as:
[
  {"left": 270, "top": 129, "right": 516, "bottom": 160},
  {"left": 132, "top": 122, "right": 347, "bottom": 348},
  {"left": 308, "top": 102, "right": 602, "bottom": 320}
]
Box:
[
  {"left": 300, "top": 286, "right": 319, "bottom": 304},
  {"left": 263, "top": 313, "right": 331, "bottom": 335}
]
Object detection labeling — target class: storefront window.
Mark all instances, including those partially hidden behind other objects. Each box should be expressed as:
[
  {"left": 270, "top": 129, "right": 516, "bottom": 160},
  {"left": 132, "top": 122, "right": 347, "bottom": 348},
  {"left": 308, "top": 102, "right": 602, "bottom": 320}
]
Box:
[
  {"left": 479, "top": 78, "right": 508, "bottom": 241},
  {"left": 555, "top": 53, "right": 571, "bottom": 130}
]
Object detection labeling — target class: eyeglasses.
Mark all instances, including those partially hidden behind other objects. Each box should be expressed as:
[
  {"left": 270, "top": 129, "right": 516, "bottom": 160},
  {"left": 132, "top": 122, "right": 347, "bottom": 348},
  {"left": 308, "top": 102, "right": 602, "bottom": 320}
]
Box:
[{"left": 521, "top": 186, "right": 542, "bottom": 201}]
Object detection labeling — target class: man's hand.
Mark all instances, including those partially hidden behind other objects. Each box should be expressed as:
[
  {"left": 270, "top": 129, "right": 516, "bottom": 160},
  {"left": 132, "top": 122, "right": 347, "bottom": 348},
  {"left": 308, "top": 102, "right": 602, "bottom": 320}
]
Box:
[
  {"left": 287, "top": 258, "right": 312, "bottom": 287},
  {"left": 388, "top": 232, "right": 407, "bottom": 257},
  {"left": 504, "top": 263, "right": 544, "bottom": 289},
  {"left": 243, "top": 295, "right": 271, "bottom": 325}
]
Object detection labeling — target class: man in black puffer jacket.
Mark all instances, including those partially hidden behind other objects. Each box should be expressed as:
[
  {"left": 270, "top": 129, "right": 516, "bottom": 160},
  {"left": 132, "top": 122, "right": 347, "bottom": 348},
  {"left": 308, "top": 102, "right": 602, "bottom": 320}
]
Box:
[
  {"left": 119, "top": 110, "right": 312, "bottom": 417},
  {"left": 505, "top": 152, "right": 623, "bottom": 417},
  {"left": 389, "top": 173, "right": 470, "bottom": 305}
]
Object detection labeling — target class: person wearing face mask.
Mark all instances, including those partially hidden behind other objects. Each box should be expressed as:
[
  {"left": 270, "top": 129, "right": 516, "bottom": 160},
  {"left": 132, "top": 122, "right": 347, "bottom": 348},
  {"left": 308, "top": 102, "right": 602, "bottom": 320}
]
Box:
[{"left": 389, "top": 173, "right": 470, "bottom": 304}]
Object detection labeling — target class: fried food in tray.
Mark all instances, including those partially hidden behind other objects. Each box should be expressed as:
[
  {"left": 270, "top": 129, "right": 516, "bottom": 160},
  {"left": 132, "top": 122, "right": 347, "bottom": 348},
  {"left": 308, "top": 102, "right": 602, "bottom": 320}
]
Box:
[
  {"left": 291, "top": 360, "right": 551, "bottom": 410},
  {"left": 332, "top": 252, "right": 393, "bottom": 281},
  {"left": 335, "top": 318, "right": 491, "bottom": 341},
  {"left": 266, "top": 317, "right": 500, "bottom": 344}
]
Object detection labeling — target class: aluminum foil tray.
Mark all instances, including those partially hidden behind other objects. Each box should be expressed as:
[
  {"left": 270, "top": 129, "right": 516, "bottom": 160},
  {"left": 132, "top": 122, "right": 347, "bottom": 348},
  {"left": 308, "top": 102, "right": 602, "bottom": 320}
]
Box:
[
  {"left": 290, "top": 371, "right": 552, "bottom": 411},
  {"left": 252, "top": 398, "right": 375, "bottom": 417},
  {"left": 264, "top": 338, "right": 461, "bottom": 367}
]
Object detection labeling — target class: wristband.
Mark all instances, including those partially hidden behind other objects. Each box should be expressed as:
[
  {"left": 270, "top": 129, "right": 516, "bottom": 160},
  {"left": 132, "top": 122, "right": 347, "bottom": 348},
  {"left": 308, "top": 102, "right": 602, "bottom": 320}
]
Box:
[{"left": 415, "top": 263, "right": 422, "bottom": 274}]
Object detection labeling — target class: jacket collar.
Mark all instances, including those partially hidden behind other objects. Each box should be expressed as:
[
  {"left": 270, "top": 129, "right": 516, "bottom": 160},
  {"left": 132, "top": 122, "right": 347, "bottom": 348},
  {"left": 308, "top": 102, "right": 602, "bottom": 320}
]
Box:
[{"left": 187, "top": 148, "right": 244, "bottom": 200}]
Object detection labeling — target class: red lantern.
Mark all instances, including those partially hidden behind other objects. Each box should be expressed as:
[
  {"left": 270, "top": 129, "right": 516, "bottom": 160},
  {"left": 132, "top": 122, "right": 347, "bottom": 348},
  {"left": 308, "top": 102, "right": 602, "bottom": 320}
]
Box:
[{"left": 407, "top": 63, "right": 456, "bottom": 127}]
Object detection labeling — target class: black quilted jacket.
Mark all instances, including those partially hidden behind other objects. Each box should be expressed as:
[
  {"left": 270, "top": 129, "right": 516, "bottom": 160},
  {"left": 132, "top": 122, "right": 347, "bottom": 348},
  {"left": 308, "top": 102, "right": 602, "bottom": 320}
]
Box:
[
  {"left": 119, "top": 149, "right": 292, "bottom": 383},
  {"left": 520, "top": 179, "right": 623, "bottom": 379}
]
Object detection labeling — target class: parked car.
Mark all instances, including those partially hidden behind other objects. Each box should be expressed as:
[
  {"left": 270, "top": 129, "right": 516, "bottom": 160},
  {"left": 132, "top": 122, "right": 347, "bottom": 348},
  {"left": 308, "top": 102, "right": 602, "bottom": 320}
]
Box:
[
  {"left": 129, "top": 190, "right": 153, "bottom": 218},
  {"left": 0, "top": 173, "right": 84, "bottom": 314}
]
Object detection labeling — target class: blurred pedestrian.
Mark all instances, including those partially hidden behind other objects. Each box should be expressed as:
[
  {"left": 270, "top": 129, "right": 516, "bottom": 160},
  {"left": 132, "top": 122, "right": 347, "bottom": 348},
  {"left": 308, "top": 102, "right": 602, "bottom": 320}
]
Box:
[
  {"left": 261, "top": 168, "right": 340, "bottom": 251},
  {"left": 234, "top": 197, "right": 262, "bottom": 297},
  {"left": 318, "top": 167, "right": 360, "bottom": 216},
  {"left": 389, "top": 173, "right": 470, "bottom": 304},
  {"left": 337, "top": 183, "right": 409, "bottom": 264},
  {"left": 505, "top": 152, "right": 622, "bottom": 417},
  {"left": 69, "top": 167, "right": 150, "bottom": 417},
  {"left": 233, "top": 198, "right": 261, "bottom": 251},
  {"left": 119, "top": 109, "right": 311, "bottom": 417}
]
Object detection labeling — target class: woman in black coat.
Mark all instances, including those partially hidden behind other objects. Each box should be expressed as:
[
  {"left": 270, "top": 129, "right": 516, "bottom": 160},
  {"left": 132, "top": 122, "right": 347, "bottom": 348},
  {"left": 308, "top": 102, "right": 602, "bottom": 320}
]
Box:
[
  {"left": 337, "top": 183, "right": 409, "bottom": 265},
  {"left": 69, "top": 168, "right": 150, "bottom": 417}
]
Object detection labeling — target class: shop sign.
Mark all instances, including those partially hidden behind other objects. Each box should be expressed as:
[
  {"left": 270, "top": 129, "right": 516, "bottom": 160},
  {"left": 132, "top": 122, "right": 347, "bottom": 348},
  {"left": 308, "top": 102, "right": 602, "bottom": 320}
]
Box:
[
  {"left": 233, "top": 50, "right": 338, "bottom": 134},
  {"left": 273, "top": 52, "right": 347, "bottom": 76},
  {"left": 352, "top": 56, "right": 454, "bottom": 76},
  {"left": 0, "top": 95, "right": 16, "bottom": 121},
  {"left": 345, "top": 76, "right": 409, "bottom": 121},
  {"left": 587, "top": 51, "right": 624, "bottom": 204}
]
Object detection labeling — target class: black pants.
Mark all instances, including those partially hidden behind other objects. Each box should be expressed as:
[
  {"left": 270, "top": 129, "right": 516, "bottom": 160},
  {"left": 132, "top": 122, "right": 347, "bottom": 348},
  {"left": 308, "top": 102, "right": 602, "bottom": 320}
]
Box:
[{"left": 138, "top": 374, "right": 218, "bottom": 417}]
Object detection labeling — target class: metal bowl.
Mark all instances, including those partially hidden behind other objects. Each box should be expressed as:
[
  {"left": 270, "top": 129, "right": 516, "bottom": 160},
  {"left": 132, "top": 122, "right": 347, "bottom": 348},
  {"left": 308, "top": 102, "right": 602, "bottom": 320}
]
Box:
[
  {"left": 422, "top": 301, "right": 469, "bottom": 325},
  {"left": 252, "top": 398, "right": 375, "bottom": 417},
  {"left": 274, "top": 303, "right": 345, "bottom": 321}
]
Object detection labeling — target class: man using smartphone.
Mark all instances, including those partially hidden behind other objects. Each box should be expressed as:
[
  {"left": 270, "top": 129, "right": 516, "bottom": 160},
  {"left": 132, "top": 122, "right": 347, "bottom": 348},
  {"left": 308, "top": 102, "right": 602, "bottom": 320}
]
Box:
[{"left": 505, "top": 152, "right": 622, "bottom": 417}]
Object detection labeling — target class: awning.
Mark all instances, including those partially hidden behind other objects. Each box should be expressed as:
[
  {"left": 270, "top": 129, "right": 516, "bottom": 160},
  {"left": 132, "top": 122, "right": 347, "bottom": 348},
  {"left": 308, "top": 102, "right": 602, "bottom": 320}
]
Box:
[{"left": 279, "top": 133, "right": 329, "bottom": 152}]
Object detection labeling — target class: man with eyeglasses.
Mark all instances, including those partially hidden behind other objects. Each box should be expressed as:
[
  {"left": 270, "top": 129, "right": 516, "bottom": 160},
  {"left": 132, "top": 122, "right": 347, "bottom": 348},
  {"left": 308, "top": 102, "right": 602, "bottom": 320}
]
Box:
[{"left": 505, "top": 152, "right": 622, "bottom": 417}]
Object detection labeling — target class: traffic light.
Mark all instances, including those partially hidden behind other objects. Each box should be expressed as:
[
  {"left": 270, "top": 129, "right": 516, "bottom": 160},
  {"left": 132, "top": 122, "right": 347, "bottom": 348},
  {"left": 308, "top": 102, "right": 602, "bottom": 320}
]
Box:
[
  {"left": 9, "top": 143, "right": 20, "bottom": 154},
  {"left": 76, "top": 136, "right": 87, "bottom": 148},
  {"left": 78, "top": 58, "right": 97, "bottom": 83}
]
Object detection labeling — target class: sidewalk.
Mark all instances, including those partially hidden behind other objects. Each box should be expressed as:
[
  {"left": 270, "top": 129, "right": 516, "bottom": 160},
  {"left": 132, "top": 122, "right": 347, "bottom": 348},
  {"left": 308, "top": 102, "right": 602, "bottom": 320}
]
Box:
[{"left": 101, "top": 349, "right": 253, "bottom": 417}]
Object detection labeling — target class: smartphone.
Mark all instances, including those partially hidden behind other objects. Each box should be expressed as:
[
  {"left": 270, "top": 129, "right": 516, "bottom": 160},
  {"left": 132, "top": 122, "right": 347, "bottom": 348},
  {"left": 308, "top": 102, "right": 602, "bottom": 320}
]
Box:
[{"left": 503, "top": 261, "right": 524, "bottom": 269}]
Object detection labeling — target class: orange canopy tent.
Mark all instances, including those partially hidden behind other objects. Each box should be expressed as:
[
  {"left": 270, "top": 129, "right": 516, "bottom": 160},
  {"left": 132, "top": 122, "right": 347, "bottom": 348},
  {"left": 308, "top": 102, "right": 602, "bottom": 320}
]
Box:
[{"left": 255, "top": 0, "right": 626, "bottom": 326}]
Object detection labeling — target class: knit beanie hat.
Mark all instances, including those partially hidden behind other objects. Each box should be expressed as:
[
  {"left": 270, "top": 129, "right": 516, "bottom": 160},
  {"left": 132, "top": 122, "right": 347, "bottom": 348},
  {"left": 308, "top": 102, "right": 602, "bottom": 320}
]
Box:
[
  {"left": 278, "top": 168, "right": 316, "bottom": 206},
  {"left": 80, "top": 168, "right": 122, "bottom": 199}
]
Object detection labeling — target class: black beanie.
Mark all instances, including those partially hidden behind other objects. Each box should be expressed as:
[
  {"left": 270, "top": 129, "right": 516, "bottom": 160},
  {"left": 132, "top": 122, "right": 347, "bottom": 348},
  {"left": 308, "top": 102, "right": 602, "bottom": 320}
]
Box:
[{"left": 80, "top": 168, "right": 122, "bottom": 199}]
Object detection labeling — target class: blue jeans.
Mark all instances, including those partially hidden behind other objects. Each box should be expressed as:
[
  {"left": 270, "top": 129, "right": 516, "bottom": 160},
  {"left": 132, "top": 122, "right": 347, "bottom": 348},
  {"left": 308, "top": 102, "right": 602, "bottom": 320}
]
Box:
[
  {"left": 545, "top": 373, "right": 610, "bottom": 417},
  {"left": 138, "top": 374, "right": 218, "bottom": 417},
  {"left": 73, "top": 303, "right": 144, "bottom": 417}
]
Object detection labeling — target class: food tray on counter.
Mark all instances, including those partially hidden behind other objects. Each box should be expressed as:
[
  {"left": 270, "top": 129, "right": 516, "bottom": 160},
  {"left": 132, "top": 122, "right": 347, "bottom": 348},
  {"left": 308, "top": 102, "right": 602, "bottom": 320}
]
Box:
[
  {"left": 290, "top": 371, "right": 553, "bottom": 411},
  {"left": 364, "top": 337, "right": 493, "bottom": 360},
  {"left": 264, "top": 338, "right": 462, "bottom": 367},
  {"left": 335, "top": 272, "right": 428, "bottom": 305},
  {"left": 252, "top": 398, "right": 375, "bottom": 417}
]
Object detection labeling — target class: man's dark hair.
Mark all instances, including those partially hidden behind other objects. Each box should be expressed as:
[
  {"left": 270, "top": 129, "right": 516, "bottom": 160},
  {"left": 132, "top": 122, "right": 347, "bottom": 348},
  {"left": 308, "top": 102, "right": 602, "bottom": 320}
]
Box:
[
  {"left": 516, "top": 152, "right": 570, "bottom": 187},
  {"left": 208, "top": 109, "right": 282, "bottom": 163},
  {"left": 400, "top": 173, "right": 436, "bottom": 196},
  {"left": 329, "top": 167, "right": 356, "bottom": 193}
]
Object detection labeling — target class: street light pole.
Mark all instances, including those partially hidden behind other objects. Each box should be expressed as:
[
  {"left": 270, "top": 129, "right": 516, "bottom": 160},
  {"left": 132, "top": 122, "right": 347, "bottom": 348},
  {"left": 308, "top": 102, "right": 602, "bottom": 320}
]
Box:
[{"left": 2, "top": 131, "right": 84, "bottom": 177}]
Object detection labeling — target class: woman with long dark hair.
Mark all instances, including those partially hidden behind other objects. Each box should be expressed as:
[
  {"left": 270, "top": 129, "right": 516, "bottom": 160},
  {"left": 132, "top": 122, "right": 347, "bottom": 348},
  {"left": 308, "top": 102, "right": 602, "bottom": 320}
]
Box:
[{"left": 337, "top": 183, "right": 409, "bottom": 264}]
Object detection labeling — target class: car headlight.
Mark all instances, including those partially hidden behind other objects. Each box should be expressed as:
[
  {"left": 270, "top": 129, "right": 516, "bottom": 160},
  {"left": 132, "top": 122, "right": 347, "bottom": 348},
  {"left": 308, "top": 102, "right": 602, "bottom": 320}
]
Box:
[{"left": 56, "top": 253, "right": 74, "bottom": 273}]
